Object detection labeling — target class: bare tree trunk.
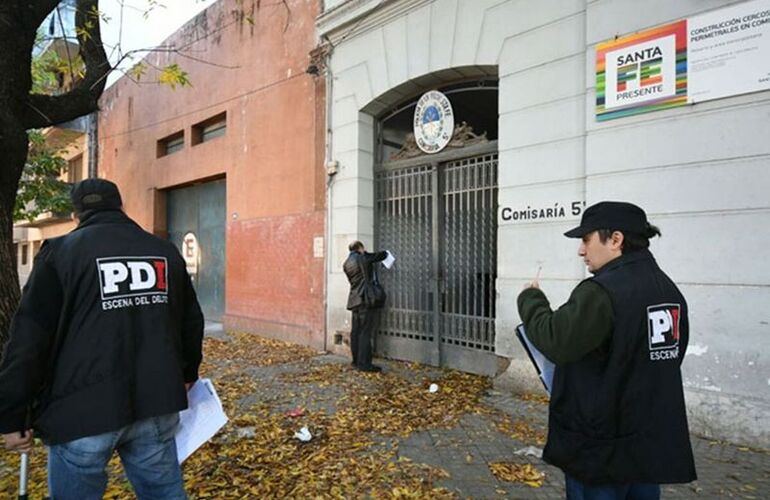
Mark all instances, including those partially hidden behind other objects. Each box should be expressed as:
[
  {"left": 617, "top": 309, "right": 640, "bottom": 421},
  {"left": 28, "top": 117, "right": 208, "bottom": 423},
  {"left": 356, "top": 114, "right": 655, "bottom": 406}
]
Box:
[
  {"left": 0, "top": 112, "right": 28, "bottom": 354},
  {"left": 0, "top": 0, "right": 110, "bottom": 355},
  {"left": 0, "top": 214, "right": 22, "bottom": 354},
  {"left": 0, "top": 3, "right": 36, "bottom": 354}
]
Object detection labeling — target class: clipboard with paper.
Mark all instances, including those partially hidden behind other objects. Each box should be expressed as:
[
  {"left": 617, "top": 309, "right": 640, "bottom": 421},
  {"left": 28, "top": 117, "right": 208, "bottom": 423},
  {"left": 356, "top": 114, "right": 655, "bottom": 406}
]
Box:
[
  {"left": 175, "top": 378, "right": 228, "bottom": 463},
  {"left": 515, "top": 324, "right": 555, "bottom": 394}
]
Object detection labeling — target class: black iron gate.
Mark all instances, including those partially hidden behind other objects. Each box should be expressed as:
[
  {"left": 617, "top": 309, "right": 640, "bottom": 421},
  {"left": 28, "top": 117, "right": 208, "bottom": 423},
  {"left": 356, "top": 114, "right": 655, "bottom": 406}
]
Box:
[{"left": 374, "top": 142, "right": 498, "bottom": 375}]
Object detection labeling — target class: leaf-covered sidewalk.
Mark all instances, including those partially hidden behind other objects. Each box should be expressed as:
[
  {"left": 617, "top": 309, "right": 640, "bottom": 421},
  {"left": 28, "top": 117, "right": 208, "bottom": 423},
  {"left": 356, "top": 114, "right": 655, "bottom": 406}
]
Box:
[{"left": 2, "top": 332, "right": 768, "bottom": 498}]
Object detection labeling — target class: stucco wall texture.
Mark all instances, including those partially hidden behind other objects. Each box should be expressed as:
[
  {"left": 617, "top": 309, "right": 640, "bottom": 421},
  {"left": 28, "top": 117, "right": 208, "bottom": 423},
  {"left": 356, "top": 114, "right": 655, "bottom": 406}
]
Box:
[
  {"left": 98, "top": 0, "right": 327, "bottom": 349},
  {"left": 319, "top": 0, "right": 770, "bottom": 447}
]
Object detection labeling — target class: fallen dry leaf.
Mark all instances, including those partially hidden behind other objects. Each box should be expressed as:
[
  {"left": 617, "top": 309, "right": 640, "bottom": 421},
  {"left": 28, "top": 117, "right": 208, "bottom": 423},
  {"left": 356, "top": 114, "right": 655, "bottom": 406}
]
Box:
[
  {"left": 493, "top": 416, "right": 547, "bottom": 447},
  {"left": 488, "top": 462, "right": 545, "bottom": 487}
]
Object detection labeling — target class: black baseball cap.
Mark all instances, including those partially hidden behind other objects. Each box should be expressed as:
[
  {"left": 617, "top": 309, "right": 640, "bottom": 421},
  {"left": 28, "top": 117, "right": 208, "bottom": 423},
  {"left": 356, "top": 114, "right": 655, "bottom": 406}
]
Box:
[
  {"left": 71, "top": 179, "right": 123, "bottom": 214},
  {"left": 564, "top": 201, "right": 648, "bottom": 238}
]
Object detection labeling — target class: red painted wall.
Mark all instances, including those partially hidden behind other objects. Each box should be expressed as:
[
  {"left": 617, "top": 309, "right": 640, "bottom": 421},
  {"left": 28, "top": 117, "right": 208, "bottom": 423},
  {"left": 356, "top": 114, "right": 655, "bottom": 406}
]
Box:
[{"left": 98, "top": 0, "right": 326, "bottom": 349}]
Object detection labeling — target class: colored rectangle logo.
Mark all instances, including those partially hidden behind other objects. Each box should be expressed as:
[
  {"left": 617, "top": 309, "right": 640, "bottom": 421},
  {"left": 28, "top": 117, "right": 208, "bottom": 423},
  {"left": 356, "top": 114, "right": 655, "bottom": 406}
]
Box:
[{"left": 596, "top": 20, "right": 688, "bottom": 121}]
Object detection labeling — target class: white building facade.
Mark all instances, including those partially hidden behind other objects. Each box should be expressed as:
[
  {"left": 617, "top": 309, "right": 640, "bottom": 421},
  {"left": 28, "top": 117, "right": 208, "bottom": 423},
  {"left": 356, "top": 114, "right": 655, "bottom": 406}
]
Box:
[{"left": 318, "top": 0, "right": 770, "bottom": 447}]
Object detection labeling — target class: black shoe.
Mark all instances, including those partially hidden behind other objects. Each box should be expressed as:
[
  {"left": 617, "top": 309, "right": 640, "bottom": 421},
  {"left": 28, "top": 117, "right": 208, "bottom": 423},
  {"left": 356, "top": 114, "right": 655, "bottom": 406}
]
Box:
[{"left": 357, "top": 365, "right": 382, "bottom": 373}]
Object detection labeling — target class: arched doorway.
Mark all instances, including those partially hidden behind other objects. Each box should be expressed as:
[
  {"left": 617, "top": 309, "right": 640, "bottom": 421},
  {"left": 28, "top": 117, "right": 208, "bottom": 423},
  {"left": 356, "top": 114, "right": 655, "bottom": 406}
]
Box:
[{"left": 372, "top": 78, "right": 499, "bottom": 376}]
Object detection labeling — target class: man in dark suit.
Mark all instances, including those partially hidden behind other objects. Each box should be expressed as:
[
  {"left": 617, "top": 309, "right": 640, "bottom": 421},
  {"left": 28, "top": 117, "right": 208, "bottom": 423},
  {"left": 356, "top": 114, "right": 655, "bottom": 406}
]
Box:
[{"left": 343, "top": 241, "right": 388, "bottom": 372}]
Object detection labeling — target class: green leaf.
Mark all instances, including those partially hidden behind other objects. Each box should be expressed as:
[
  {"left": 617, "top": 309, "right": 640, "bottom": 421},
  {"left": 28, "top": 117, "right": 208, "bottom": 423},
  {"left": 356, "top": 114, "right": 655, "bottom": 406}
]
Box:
[
  {"left": 90, "top": 5, "right": 111, "bottom": 23},
  {"left": 128, "top": 62, "right": 148, "bottom": 82},
  {"left": 31, "top": 29, "right": 86, "bottom": 94},
  {"left": 158, "top": 63, "right": 191, "bottom": 89},
  {"left": 75, "top": 25, "right": 92, "bottom": 42},
  {"left": 14, "top": 130, "right": 74, "bottom": 223}
]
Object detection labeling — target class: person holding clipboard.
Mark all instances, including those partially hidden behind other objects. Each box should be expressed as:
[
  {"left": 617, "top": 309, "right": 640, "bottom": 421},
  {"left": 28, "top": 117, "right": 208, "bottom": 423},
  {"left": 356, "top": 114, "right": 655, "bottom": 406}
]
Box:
[{"left": 517, "top": 201, "right": 696, "bottom": 500}]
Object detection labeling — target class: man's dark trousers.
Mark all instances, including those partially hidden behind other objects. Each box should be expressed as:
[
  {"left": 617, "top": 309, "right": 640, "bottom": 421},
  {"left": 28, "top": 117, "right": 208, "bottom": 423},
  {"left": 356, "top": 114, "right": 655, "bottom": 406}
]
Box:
[{"left": 351, "top": 306, "right": 379, "bottom": 368}]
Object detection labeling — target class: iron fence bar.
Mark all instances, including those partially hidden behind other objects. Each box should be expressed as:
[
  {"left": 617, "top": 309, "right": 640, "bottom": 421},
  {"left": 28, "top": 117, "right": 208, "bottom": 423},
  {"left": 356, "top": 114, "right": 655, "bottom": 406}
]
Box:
[
  {"left": 397, "top": 170, "right": 402, "bottom": 334},
  {"left": 489, "top": 156, "right": 498, "bottom": 346},
  {"left": 472, "top": 158, "right": 480, "bottom": 344},
  {"left": 479, "top": 161, "right": 492, "bottom": 342},
  {"left": 406, "top": 170, "right": 412, "bottom": 332},
  {"left": 431, "top": 162, "right": 441, "bottom": 364},
  {"left": 462, "top": 162, "right": 470, "bottom": 343},
  {"left": 447, "top": 162, "right": 453, "bottom": 342}
]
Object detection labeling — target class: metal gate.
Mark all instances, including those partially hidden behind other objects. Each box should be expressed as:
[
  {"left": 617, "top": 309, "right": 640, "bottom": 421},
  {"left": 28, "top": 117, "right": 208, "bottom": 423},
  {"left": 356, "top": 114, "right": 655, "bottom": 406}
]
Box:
[
  {"left": 374, "top": 142, "right": 498, "bottom": 375},
  {"left": 167, "top": 179, "right": 226, "bottom": 321}
]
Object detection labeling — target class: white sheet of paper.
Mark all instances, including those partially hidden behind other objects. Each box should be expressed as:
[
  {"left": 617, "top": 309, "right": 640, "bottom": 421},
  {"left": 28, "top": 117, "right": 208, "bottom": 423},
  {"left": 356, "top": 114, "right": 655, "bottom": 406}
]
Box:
[
  {"left": 515, "top": 324, "right": 555, "bottom": 394},
  {"left": 382, "top": 250, "right": 396, "bottom": 269},
  {"left": 175, "top": 378, "right": 228, "bottom": 463}
]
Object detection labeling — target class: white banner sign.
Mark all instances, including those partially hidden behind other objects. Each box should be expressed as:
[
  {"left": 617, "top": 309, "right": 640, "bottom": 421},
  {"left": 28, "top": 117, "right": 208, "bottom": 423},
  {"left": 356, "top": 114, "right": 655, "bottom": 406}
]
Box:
[
  {"left": 499, "top": 200, "right": 586, "bottom": 225},
  {"left": 689, "top": 0, "right": 770, "bottom": 102}
]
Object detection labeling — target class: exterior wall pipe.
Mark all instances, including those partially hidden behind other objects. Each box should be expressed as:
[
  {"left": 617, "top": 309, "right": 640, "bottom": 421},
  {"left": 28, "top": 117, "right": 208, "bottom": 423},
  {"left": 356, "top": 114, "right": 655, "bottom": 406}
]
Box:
[
  {"left": 323, "top": 34, "right": 334, "bottom": 354},
  {"left": 87, "top": 111, "right": 98, "bottom": 178}
]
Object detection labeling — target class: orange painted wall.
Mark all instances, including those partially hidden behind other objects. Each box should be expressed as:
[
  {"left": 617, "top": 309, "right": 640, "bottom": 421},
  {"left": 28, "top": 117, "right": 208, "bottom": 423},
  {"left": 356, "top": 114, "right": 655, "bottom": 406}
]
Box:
[{"left": 98, "top": 0, "right": 326, "bottom": 348}]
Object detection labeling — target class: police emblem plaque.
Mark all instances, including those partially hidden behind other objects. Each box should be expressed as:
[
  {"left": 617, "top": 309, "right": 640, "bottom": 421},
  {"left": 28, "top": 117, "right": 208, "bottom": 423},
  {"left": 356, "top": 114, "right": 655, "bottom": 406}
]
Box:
[{"left": 413, "top": 90, "right": 454, "bottom": 154}]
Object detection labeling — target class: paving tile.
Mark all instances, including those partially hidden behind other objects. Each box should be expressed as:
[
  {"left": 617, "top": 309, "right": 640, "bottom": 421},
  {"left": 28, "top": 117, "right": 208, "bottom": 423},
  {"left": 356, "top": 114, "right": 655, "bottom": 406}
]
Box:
[{"left": 227, "top": 350, "right": 770, "bottom": 499}]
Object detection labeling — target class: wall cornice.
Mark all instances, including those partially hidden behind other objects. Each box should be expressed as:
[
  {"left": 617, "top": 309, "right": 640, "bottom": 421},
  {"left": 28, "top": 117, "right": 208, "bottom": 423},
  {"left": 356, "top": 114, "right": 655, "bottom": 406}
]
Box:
[{"left": 318, "top": 0, "right": 434, "bottom": 46}]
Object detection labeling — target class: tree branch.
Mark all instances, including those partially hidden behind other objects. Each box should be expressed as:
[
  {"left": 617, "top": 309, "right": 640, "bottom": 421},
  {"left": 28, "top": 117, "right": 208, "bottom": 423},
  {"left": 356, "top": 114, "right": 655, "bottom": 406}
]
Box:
[
  {"left": 21, "top": 0, "right": 111, "bottom": 129},
  {"left": 29, "top": 0, "right": 62, "bottom": 27},
  {"left": 281, "top": 0, "right": 291, "bottom": 33},
  {"left": 55, "top": 5, "right": 77, "bottom": 84}
]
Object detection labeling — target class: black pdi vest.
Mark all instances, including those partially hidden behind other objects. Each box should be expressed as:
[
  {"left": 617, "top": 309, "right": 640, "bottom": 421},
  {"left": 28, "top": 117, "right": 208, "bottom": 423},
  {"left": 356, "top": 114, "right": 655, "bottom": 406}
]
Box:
[
  {"left": 33, "top": 210, "right": 200, "bottom": 444},
  {"left": 543, "top": 250, "right": 697, "bottom": 485}
]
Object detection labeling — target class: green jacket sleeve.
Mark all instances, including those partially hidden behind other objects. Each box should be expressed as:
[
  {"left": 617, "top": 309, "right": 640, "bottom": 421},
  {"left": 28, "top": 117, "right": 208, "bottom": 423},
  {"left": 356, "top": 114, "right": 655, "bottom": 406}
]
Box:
[{"left": 516, "top": 280, "right": 613, "bottom": 364}]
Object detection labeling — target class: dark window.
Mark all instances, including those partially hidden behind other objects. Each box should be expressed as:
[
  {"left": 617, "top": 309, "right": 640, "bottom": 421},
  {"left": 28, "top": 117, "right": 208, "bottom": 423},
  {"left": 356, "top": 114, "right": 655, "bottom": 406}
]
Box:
[
  {"left": 21, "top": 244, "right": 28, "bottom": 266},
  {"left": 192, "top": 112, "right": 226, "bottom": 145},
  {"left": 157, "top": 131, "right": 185, "bottom": 158}
]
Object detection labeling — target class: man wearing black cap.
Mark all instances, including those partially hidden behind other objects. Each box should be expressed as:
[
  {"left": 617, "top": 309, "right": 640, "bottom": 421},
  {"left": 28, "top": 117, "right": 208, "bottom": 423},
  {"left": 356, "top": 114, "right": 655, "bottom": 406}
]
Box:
[
  {"left": 517, "top": 201, "right": 696, "bottom": 499},
  {"left": 0, "top": 179, "right": 204, "bottom": 499}
]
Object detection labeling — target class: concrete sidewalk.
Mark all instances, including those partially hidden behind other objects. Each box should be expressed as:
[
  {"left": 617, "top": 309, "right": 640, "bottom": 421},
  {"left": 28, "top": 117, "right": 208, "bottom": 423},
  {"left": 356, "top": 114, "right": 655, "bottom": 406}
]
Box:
[
  {"left": 225, "top": 340, "right": 769, "bottom": 499},
  {"left": 3, "top": 333, "right": 765, "bottom": 499}
]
